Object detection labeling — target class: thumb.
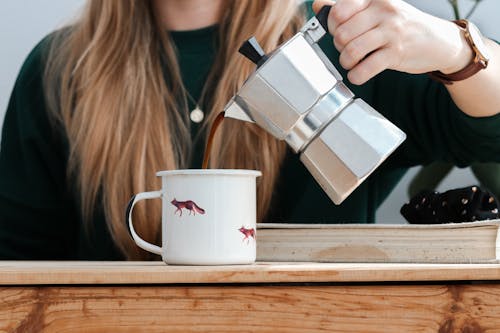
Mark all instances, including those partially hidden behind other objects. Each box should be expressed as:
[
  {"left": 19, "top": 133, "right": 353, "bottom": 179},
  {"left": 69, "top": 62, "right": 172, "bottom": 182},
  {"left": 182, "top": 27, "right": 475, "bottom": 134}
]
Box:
[{"left": 312, "top": 0, "right": 336, "bottom": 14}]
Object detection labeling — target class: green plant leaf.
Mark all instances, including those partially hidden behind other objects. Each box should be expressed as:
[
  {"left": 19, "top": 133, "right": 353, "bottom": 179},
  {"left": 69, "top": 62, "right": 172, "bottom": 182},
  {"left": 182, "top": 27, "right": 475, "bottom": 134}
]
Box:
[
  {"left": 448, "top": 0, "right": 461, "bottom": 20},
  {"left": 465, "top": 0, "right": 483, "bottom": 19},
  {"left": 447, "top": 0, "right": 483, "bottom": 19}
]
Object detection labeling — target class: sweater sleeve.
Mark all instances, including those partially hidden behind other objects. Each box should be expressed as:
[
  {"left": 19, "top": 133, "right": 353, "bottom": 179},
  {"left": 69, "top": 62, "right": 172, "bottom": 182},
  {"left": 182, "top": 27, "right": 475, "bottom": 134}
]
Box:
[
  {"left": 373, "top": 69, "right": 500, "bottom": 168},
  {"left": 0, "top": 36, "right": 78, "bottom": 259}
]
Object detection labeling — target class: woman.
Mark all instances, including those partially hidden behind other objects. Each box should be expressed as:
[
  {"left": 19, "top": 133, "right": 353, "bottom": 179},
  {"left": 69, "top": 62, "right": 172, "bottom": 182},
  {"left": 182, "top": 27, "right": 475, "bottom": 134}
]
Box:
[{"left": 0, "top": 0, "right": 499, "bottom": 260}]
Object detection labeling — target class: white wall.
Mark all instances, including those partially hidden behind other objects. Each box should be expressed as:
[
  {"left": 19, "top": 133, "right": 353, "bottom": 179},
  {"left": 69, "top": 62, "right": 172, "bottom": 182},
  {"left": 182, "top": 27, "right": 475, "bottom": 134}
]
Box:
[
  {"left": 1, "top": 1, "right": 498, "bottom": 223},
  {"left": 0, "top": 0, "right": 84, "bottom": 121},
  {"left": 407, "top": 0, "right": 499, "bottom": 34}
]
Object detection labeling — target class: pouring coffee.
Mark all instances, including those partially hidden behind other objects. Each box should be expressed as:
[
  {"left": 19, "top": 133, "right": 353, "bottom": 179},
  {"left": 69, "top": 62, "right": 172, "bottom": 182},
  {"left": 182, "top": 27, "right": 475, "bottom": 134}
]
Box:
[{"left": 222, "top": 6, "right": 406, "bottom": 204}]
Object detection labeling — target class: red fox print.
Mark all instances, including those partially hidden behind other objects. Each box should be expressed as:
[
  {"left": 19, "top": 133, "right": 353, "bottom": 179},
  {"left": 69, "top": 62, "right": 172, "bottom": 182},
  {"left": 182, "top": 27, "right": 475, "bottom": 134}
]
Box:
[
  {"left": 171, "top": 198, "right": 205, "bottom": 216},
  {"left": 238, "top": 226, "right": 255, "bottom": 244}
]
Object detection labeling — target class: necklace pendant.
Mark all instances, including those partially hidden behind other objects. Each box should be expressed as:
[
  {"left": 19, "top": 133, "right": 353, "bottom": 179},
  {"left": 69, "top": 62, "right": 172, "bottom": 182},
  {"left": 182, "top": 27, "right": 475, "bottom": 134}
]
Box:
[{"left": 190, "top": 106, "right": 204, "bottom": 123}]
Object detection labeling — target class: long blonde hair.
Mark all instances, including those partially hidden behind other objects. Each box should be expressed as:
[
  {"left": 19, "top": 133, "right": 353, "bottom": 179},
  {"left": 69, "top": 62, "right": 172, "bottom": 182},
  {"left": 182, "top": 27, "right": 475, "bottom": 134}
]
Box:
[{"left": 45, "top": 0, "right": 305, "bottom": 259}]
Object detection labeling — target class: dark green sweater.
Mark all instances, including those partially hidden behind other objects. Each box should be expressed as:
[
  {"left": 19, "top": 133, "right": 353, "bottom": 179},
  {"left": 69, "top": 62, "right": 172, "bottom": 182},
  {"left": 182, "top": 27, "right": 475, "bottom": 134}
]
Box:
[{"left": 2, "top": 6, "right": 500, "bottom": 259}]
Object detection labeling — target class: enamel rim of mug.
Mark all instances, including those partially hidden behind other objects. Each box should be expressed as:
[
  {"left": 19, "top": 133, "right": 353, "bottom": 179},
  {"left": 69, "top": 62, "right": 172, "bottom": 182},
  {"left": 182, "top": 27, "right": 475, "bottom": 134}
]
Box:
[{"left": 156, "top": 169, "right": 262, "bottom": 177}]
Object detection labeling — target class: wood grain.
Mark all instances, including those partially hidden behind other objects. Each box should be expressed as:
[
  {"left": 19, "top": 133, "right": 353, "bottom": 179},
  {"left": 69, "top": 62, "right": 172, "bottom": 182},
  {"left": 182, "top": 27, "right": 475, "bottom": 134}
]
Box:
[
  {"left": 1, "top": 261, "right": 500, "bottom": 285},
  {"left": 2, "top": 284, "right": 500, "bottom": 332}
]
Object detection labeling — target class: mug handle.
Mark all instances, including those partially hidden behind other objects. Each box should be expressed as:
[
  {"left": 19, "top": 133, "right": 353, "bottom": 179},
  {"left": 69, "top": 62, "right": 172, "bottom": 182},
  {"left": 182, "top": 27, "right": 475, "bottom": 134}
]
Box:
[{"left": 126, "top": 191, "right": 163, "bottom": 255}]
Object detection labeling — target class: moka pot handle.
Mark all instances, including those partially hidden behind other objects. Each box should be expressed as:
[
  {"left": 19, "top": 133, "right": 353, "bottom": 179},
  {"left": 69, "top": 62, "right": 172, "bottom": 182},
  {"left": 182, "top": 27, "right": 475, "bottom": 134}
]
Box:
[{"left": 316, "top": 5, "right": 333, "bottom": 32}]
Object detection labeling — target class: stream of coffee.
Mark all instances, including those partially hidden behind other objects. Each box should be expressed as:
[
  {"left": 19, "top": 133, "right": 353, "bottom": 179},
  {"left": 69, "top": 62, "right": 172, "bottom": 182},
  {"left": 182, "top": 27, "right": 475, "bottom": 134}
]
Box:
[{"left": 202, "top": 111, "right": 225, "bottom": 169}]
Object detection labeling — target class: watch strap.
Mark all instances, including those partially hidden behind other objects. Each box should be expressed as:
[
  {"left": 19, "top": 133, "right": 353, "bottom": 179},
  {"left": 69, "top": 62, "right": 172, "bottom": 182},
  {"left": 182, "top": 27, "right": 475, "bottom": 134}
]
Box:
[
  {"left": 429, "top": 61, "right": 486, "bottom": 85},
  {"left": 428, "top": 20, "right": 487, "bottom": 85}
]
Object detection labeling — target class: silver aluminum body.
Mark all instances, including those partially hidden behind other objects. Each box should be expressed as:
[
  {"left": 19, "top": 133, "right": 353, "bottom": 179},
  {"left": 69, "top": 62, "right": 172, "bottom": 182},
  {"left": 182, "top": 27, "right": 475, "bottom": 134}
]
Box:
[{"left": 224, "top": 16, "right": 406, "bottom": 204}]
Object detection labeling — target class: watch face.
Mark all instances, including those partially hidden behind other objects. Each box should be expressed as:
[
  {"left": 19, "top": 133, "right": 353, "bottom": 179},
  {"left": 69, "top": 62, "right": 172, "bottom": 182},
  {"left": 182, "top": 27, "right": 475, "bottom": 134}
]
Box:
[{"left": 468, "top": 22, "right": 491, "bottom": 63}]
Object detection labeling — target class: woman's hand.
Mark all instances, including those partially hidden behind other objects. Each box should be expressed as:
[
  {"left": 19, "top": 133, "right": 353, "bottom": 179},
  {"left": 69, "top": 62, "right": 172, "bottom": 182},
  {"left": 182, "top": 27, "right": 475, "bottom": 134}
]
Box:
[{"left": 312, "top": 0, "right": 472, "bottom": 85}]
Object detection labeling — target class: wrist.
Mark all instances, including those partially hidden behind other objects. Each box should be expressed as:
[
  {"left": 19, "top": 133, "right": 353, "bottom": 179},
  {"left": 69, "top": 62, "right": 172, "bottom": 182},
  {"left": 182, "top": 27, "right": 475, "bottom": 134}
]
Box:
[{"left": 440, "top": 20, "right": 474, "bottom": 74}]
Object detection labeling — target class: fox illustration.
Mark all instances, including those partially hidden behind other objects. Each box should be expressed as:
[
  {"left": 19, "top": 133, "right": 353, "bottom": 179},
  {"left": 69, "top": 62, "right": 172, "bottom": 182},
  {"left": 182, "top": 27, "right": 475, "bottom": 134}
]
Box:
[
  {"left": 171, "top": 198, "right": 205, "bottom": 216},
  {"left": 238, "top": 226, "right": 255, "bottom": 244}
]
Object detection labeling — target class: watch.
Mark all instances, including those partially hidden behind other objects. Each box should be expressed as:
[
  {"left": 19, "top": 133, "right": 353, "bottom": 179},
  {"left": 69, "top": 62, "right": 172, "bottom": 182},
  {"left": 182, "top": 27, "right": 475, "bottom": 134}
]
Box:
[{"left": 428, "top": 19, "right": 490, "bottom": 85}]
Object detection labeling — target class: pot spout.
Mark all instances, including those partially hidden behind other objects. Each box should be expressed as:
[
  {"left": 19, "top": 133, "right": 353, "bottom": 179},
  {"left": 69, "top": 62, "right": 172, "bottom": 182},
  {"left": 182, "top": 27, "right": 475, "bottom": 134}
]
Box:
[{"left": 223, "top": 98, "right": 255, "bottom": 123}]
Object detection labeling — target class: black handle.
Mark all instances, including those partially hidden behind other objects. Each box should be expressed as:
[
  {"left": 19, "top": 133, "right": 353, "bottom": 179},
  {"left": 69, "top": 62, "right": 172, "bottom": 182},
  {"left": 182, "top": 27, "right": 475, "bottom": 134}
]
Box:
[
  {"left": 316, "top": 5, "right": 332, "bottom": 31},
  {"left": 238, "top": 37, "right": 269, "bottom": 67}
]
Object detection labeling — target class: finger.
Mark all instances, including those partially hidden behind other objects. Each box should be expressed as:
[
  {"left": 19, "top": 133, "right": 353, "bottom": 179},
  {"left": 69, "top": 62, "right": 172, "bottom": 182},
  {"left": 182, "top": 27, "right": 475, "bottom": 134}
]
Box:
[
  {"left": 347, "top": 47, "right": 392, "bottom": 85},
  {"left": 311, "top": 0, "right": 336, "bottom": 14},
  {"left": 330, "top": 0, "right": 371, "bottom": 30},
  {"left": 339, "top": 28, "right": 387, "bottom": 70},
  {"left": 333, "top": 6, "right": 383, "bottom": 52}
]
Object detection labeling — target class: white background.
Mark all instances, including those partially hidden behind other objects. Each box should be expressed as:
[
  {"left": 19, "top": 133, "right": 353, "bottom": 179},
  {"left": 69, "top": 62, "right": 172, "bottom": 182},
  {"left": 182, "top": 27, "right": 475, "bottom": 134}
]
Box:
[{"left": 1, "top": 0, "right": 499, "bottom": 223}]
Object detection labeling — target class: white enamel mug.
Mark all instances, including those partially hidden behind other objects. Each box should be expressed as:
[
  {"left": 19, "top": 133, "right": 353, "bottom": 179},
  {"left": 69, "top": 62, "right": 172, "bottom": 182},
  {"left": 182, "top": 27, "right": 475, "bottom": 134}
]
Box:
[{"left": 126, "top": 169, "right": 261, "bottom": 265}]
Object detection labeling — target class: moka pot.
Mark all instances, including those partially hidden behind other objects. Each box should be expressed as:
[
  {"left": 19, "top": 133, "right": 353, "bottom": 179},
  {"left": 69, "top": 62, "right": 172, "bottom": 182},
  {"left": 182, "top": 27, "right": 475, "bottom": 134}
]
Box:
[{"left": 223, "top": 6, "right": 406, "bottom": 204}]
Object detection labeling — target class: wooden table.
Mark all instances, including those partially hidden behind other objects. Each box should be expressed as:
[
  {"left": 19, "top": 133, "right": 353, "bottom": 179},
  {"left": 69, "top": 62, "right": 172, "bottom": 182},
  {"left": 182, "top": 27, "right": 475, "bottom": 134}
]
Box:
[{"left": 2, "top": 261, "right": 500, "bottom": 332}]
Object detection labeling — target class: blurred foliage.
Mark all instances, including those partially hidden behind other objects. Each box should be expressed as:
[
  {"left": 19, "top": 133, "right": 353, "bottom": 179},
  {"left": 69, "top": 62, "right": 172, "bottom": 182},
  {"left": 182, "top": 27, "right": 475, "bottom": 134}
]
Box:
[{"left": 447, "top": 0, "right": 483, "bottom": 20}]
